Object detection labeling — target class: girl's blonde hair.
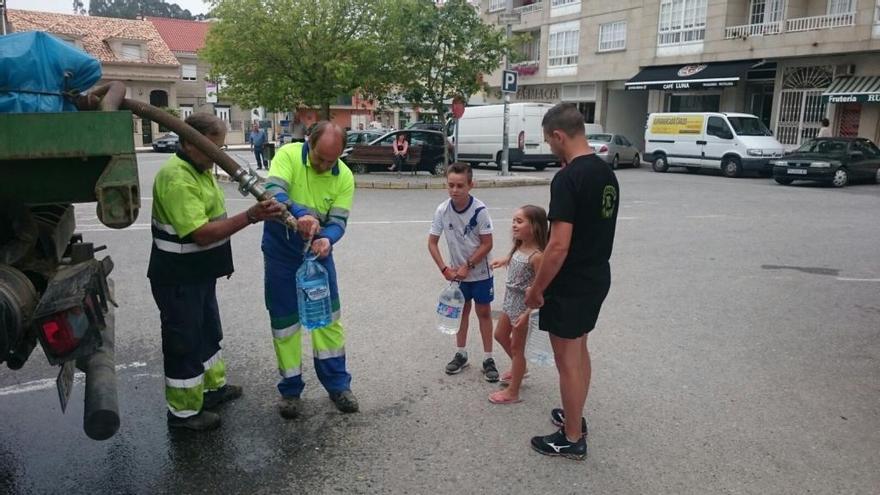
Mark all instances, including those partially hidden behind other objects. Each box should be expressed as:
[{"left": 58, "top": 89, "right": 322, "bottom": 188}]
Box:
[{"left": 508, "top": 205, "right": 548, "bottom": 258}]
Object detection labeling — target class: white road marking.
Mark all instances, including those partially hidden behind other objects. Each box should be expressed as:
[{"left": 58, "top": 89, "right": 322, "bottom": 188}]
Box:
[
  {"left": 836, "top": 277, "right": 880, "bottom": 283},
  {"left": 685, "top": 215, "right": 727, "bottom": 219},
  {"left": 0, "top": 362, "right": 148, "bottom": 397}
]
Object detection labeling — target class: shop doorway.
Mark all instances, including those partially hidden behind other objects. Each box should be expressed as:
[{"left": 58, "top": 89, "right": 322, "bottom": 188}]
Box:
[
  {"left": 774, "top": 66, "right": 832, "bottom": 146},
  {"left": 665, "top": 93, "right": 721, "bottom": 112},
  {"left": 747, "top": 84, "right": 774, "bottom": 129},
  {"left": 837, "top": 104, "right": 861, "bottom": 137}
]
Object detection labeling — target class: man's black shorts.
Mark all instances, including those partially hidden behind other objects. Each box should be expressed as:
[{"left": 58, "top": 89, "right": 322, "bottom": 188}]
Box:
[{"left": 539, "top": 265, "right": 610, "bottom": 339}]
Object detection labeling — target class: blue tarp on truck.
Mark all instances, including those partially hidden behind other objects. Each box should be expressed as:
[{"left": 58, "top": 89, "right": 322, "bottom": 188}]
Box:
[{"left": 0, "top": 31, "right": 102, "bottom": 113}]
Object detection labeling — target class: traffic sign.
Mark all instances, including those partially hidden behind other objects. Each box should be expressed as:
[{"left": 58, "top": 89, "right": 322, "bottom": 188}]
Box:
[
  {"left": 502, "top": 70, "right": 518, "bottom": 93},
  {"left": 498, "top": 13, "right": 521, "bottom": 24},
  {"left": 451, "top": 98, "right": 465, "bottom": 119}
]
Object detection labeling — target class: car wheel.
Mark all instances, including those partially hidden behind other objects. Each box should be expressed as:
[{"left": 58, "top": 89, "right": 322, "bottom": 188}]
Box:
[
  {"left": 432, "top": 160, "right": 446, "bottom": 176},
  {"left": 774, "top": 177, "right": 794, "bottom": 185},
  {"left": 533, "top": 164, "right": 546, "bottom": 171},
  {"left": 722, "top": 157, "right": 743, "bottom": 178},
  {"left": 875, "top": 167, "right": 880, "bottom": 184},
  {"left": 611, "top": 155, "right": 619, "bottom": 170},
  {"left": 632, "top": 153, "right": 641, "bottom": 168},
  {"left": 652, "top": 155, "right": 669, "bottom": 173},
  {"left": 831, "top": 168, "right": 848, "bottom": 188},
  {"left": 351, "top": 162, "right": 368, "bottom": 175},
  {"left": 686, "top": 166, "right": 700, "bottom": 174}
]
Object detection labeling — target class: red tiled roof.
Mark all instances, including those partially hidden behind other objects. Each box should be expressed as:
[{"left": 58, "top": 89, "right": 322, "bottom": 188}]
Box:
[
  {"left": 7, "top": 9, "right": 178, "bottom": 66},
  {"left": 146, "top": 16, "right": 211, "bottom": 53}
]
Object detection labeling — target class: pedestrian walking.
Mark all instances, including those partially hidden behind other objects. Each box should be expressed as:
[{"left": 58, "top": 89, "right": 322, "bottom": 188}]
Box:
[
  {"left": 817, "top": 118, "right": 833, "bottom": 138},
  {"left": 261, "top": 121, "right": 359, "bottom": 419},
  {"left": 249, "top": 123, "right": 268, "bottom": 170},
  {"left": 148, "top": 113, "right": 285, "bottom": 431},
  {"left": 524, "top": 103, "right": 619, "bottom": 460},
  {"left": 427, "top": 162, "right": 498, "bottom": 382},
  {"left": 488, "top": 205, "right": 548, "bottom": 405}
]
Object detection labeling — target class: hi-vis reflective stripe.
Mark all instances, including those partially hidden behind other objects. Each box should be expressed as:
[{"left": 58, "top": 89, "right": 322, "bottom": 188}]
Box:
[
  {"left": 279, "top": 366, "right": 302, "bottom": 378},
  {"left": 168, "top": 407, "right": 200, "bottom": 419},
  {"left": 314, "top": 347, "right": 345, "bottom": 360},
  {"left": 166, "top": 374, "right": 204, "bottom": 389},
  {"left": 273, "top": 324, "right": 301, "bottom": 340},
  {"left": 152, "top": 218, "right": 177, "bottom": 235},
  {"left": 266, "top": 176, "right": 290, "bottom": 191},
  {"left": 154, "top": 237, "right": 229, "bottom": 254},
  {"left": 203, "top": 350, "right": 223, "bottom": 370}
]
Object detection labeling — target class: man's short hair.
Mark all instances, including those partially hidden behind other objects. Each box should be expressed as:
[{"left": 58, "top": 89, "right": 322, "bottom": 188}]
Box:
[
  {"left": 541, "top": 103, "right": 585, "bottom": 137},
  {"left": 308, "top": 121, "right": 344, "bottom": 149},
  {"left": 181, "top": 113, "right": 226, "bottom": 146},
  {"left": 446, "top": 162, "right": 473, "bottom": 182}
]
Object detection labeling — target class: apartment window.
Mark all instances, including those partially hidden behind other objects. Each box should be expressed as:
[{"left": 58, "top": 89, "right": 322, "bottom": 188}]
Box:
[
  {"left": 749, "top": 0, "right": 784, "bottom": 25},
  {"left": 181, "top": 64, "right": 197, "bottom": 81},
  {"left": 120, "top": 43, "right": 142, "bottom": 61},
  {"left": 548, "top": 22, "right": 579, "bottom": 67},
  {"left": 828, "top": 0, "right": 854, "bottom": 15},
  {"left": 657, "top": 0, "right": 707, "bottom": 46},
  {"left": 180, "top": 105, "right": 193, "bottom": 119},
  {"left": 875, "top": 0, "right": 880, "bottom": 23},
  {"left": 488, "top": 0, "right": 506, "bottom": 12},
  {"left": 214, "top": 106, "right": 230, "bottom": 123},
  {"left": 598, "top": 21, "right": 627, "bottom": 51},
  {"left": 518, "top": 32, "right": 541, "bottom": 61},
  {"left": 551, "top": 0, "right": 579, "bottom": 6}
]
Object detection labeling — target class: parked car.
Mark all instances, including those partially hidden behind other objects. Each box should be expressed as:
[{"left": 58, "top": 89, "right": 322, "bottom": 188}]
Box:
[
  {"left": 152, "top": 132, "right": 179, "bottom": 152},
  {"left": 587, "top": 133, "right": 641, "bottom": 169},
  {"left": 771, "top": 137, "right": 880, "bottom": 188},
  {"left": 407, "top": 121, "right": 453, "bottom": 136},
  {"left": 645, "top": 112, "right": 785, "bottom": 177},
  {"left": 342, "top": 129, "right": 453, "bottom": 175}
]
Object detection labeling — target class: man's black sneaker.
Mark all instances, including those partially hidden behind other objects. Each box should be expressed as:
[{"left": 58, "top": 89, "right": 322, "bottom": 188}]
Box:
[
  {"left": 167, "top": 410, "right": 221, "bottom": 431},
  {"left": 550, "top": 408, "right": 588, "bottom": 437},
  {"left": 482, "top": 358, "right": 499, "bottom": 382},
  {"left": 445, "top": 352, "right": 469, "bottom": 375},
  {"left": 329, "top": 390, "right": 359, "bottom": 413},
  {"left": 530, "top": 429, "right": 587, "bottom": 460},
  {"left": 279, "top": 396, "right": 303, "bottom": 419},
  {"left": 203, "top": 384, "right": 243, "bottom": 410}
]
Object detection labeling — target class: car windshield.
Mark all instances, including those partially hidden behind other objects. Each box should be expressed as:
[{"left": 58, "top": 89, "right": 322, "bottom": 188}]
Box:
[
  {"left": 795, "top": 139, "right": 848, "bottom": 154},
  {"left": 346, "top": 133, "right": 360, "bottom": 145},
  {"left": 587, "top": 134, "right": 612, "bottom": 142},
  {"left": 727, "top": 117, "right": 772, "bottom": 136}
]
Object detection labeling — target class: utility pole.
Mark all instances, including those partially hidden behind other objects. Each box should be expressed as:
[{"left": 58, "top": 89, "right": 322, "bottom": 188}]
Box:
[
  {"left": 1, "top": 0, "right": 8, "bottom": 36},
  {"left": 500, "top": 1, "right": 513, "bottom": 176}
]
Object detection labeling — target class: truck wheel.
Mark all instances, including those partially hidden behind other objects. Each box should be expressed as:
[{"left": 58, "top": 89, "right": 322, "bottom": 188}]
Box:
[
  {"left": 774, "top": 177, "right": 794, "bottom": 185},
  {"left": 652, "top": 155, "right": 669, "bottom": 173},
  {"left": 722, "top": 157, "right": 742, "bottom": 178},
  {"left": 495, "top": 152, "right": 503, "bottom": 171}
]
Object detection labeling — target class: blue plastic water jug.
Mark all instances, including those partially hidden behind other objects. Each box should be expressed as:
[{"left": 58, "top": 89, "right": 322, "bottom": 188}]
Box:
[{"left": 296, "top": 254, "right": 332, "bottom": 330}]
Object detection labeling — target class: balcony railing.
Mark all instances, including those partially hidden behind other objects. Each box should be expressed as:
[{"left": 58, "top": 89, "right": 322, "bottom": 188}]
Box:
[
  {"left": 724, "top": 12, "right": 855, "bottom": 39},
  {"left": 786, "top": 12, "right": 855, "bottom": 32},
  {"left": 724, "top": 21, "right": 783, "bottom": 39},
  {"left": 514, "top": 1, "right": 543, "bottom": 16}
]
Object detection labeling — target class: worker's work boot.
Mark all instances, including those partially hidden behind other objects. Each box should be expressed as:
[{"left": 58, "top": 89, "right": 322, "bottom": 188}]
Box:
[
  {"left": 203, "top": 384, "right": 243, "bottom": 410},
  {"left": 329, "top": 390, "right": 359, "bottom": 413},
  {"left": 278, "top": 396, "right": 303, "bottom": 419},
  {"left": 167, "top": 411, "right": 221, "bottom": 431}
]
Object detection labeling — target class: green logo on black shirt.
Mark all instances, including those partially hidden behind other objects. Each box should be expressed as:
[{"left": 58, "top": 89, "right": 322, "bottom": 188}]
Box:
[{"left": 601, "top": 185, "right": 617, "bottom": 219}]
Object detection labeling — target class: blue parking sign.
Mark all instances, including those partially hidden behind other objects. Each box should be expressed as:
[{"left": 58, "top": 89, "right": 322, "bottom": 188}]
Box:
[{"left": 502, "top": 70, "right": 517, "bottom": 93}]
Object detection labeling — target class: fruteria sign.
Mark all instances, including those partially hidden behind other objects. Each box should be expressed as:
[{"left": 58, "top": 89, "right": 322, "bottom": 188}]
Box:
[{"left": 650, "top": 115, "right": 704, "bottom": 135}]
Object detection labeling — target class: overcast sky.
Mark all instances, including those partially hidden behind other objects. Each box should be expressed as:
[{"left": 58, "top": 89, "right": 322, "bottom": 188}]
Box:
[{"left": 8, "top": 0, "right": 211, "bottom": 16}]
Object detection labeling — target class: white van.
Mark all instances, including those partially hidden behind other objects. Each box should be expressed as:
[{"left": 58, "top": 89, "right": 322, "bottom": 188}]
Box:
[
  {"left": 644, "top": 112, "right": 785, "bottom": 177},
  {"left": 456, "top": 103, "right": 557, "bottom": 171}
]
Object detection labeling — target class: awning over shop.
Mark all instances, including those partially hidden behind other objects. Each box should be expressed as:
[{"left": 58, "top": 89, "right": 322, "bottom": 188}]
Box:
[
  {"left": 823, "top": 76, "right": 880, "bottom": 103},
  {"left": 625, "top": 60, "right": 756, "bottom": 91}
]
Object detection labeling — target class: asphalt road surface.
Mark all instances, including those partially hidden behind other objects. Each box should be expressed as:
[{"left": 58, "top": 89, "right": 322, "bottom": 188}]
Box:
[{"left": 1, "top": 153, "right": 878, "bottom": 494}]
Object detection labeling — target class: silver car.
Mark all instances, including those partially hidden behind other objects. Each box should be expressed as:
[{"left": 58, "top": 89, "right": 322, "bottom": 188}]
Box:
[{"left": 587, "top": 133, "right": 641, "bottom": 169}]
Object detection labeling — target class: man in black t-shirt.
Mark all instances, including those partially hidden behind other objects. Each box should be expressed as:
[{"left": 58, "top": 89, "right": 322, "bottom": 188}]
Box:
[{"left": 525, "top": 103, "right": 619, "bottom": 460}]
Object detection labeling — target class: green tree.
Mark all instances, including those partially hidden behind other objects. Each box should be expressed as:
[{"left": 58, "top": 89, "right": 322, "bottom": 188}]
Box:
[
  {"left": 382, "top": 0, "right": 508, "bottom": 165},
  {"left": 203, "top": 0, "right": 394, "bottom": 120},
  {"left": 88, "top": 0, "right": 196, "bottom": 20}
]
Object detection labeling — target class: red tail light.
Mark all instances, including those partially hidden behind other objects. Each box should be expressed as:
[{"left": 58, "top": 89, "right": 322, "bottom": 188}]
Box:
[
  {"left": 518, "top": 131, "right": 524, "bottom": 150},
  {"left": 598, "top": 145, "right": 608, "bottom": 153},
  {"left": 40, "top": 306, "right": 90, "bottom": 357}
]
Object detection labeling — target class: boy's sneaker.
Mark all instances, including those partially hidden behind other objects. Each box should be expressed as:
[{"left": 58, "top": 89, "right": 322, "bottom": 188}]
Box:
[
  {"left": 445, "top": 352, "right": 469, "bottom": 374},
  {"left": 482, "top": 358, "right": 499, "bottom": 382},
  {"left": 530, "top": 429, "right": 587, "bottom": 460},
  {"left": 550, "top": 408, "right": 589, "bottom": 437},
  {"left": 167, "top": 410, "right": 221, "bottom": 431}
]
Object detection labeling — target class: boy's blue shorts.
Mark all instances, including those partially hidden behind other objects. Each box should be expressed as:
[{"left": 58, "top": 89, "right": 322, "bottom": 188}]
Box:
[{"left": 459, "top": 277, "right": 494, "bottom": 304}]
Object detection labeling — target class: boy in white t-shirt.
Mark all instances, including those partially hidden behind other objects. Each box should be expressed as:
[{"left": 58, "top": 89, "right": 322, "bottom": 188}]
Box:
[{"left": 428, "top": 163, "right": 498, "bottom": 382}]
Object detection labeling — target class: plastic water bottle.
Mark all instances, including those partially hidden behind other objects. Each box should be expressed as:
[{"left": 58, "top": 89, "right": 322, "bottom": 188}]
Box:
[
  {"left": 296, "top": 254, "right": 332, "bottom": 331},
  {"left": 525, "top": 310, "right": 554, "bottom": 366},
  {"left": 436, "top": 282, "right": 465, "bottom": 335}
]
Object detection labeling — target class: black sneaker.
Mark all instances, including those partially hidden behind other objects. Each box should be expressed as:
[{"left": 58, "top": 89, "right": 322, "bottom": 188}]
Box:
[
  {"left": 530, "top": 429, "right": 587, "bottom": 460},
  {"left": 550, "top": 408, "right": 588, "bottom": 437},
  {"left": 329, "top": 390, "right": 359, "bottom": 413},
  {"left": 445, "top": 352, "right": 469, "bottom": 375},
  {"left": 167, "top": 410, "right": 221, "bottom": 431},
  {"left": 482, "top": 358, "right": 499, "bottom": 382},
  {"left": 203, "top": 384, "right": 243, "bottom": 410}
]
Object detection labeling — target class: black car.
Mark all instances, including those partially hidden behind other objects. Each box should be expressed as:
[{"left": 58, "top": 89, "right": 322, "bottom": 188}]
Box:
[
  {"left": 342, "top": 129, "right": 453, "bottom": 175},
  {"left": 772, "top": 137, "right": 880, "bottom": 188},
  {"left": 407, "top": 121, "right": 454, "bottom": 136},
  {"left": 152, "top": 132, "right": 179, "bottom": 153}
]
